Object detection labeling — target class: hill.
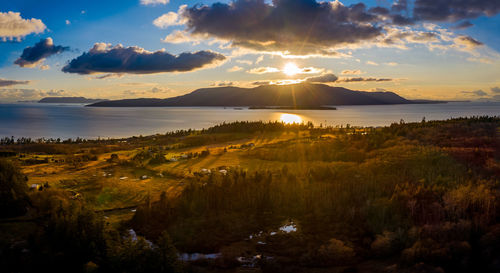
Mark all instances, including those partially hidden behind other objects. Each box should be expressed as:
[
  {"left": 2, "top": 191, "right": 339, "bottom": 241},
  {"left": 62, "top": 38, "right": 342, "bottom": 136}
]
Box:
[
  {"left": 88, "top": 83, "right": 421, "bottom": 107},
  {"left": 39, "top": 97, "right": 107, "bottom": 104}
]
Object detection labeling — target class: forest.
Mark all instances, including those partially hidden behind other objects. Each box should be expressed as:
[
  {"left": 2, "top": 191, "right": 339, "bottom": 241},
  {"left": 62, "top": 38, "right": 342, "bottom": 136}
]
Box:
[{"left": 0, "top": 117, "right": 499, "bottom": 273}]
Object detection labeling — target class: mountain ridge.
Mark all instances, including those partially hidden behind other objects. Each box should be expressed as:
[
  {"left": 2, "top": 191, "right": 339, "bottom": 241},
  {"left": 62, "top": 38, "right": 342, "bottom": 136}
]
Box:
[
  {"left": 88, "top": 83, "right": 435, "bottom": 107},
  {"left": 39, "top": 97, "right": 108, "bottom": 104}
]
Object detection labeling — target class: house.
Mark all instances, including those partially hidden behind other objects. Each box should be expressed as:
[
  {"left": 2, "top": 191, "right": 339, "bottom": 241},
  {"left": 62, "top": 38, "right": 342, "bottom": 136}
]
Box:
[
  {"left": 29, "top": 184, "right": 41, "bottom": 191},
  {"left": 169, "top": 157, "right": 178, "bottom": 162},
  {"left": 141, "top": 175, "right": 148, "bottom": 180},
  {"left": 219, "top": 169, "right": 228, "bottom": 175},
  {"left": 180, "top": 154, "right": 189, "bottom": 159},
  {"left": 200, "top": 168, "right": 211, "bottom": 174}
]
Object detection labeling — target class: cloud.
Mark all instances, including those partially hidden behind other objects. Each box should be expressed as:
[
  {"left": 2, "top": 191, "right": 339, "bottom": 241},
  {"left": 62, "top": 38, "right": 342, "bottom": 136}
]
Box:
[
  {"left": 247, "top": 65, "right": 323, "bottom": 75},
  {"left": 461, "top": 90, "right": 488, "bottom": 96},
  {"left": 392, "top": 0, "right": 408, "bottom": 12},
  {"left": 366, "top": 61, "right": 379, "bottom": 66},
  {"left": 341, "top": 70, "right": 363, "bottom": 75},
  {"left": 14, "top": 38, "right": 69, "bottom": 68},
  {"left": 255, "top": 55, "right": 264, "bottom": 64},
  {"left": 236, "top": 59, "right": 253, "bottom": 65},
  {"left": 0, "top": 11, "right": 46, "bottom": 41},
  {"left": 0, "top": 88, "right": 69, "bottom": 102},
  {"left": 122, "top": 86, "right": 173, "bottom": 98},
  {"left": 0, "top": 79, "right": 30, "bottom": 87},
  {"left": 227, "top": 66, "right": 243, "bottom": 72},
  {"left": 65, "top": 20, "right": 71, "bottom": 25},
  {"left": 140, "top": 0, "right": 169, "bottom": 6},
  {"left": 62, "top": 43, "right": 226, "bottom": 75},
  {"left": 93, "top": 73, "right": 125, "bottom": 80},
  {"left": 247, "top": 66, "right": 280, "bottom": 74},
  {"left": 162, "top": 30, "right": 204, "bottom": 44},
  {"left": 337, "top": 77, "right": 394, "bottom": 82},
  {"left": 453, "top": 35, "right": 484, "bottom": 51},
  {"left": 452, "top": 21, "right": 473, "bottom": 29},
  {"left": 153, "top": 5, "right": 187, "bottom": 28},
  {"left": 491, "top": 87, "right": 500, "bottom": 94},
  {"left": 211, "top": 81, "right": 234, "bottom": 87},
  {"left": 305, "top": 73, "right": 338, "bottom": 83},
  {"left": 252, "top": 81, "right": 271, "bottom": 86},
  {"left": 179, "top": 0, "right": 383, "bottom": 56},
  {"left": 412, "top": 0, "right": 500, "bottom": 22},
  {"left": 385, "top": 62, "right": 398, "bottom": 66}
]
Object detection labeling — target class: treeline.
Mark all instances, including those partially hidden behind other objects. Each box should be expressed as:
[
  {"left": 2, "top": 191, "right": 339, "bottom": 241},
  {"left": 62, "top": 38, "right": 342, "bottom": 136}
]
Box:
[
  {"left": 130, "top": 117, "right": 500, "bottom": 272},
  {"left": 0, "top": 159, "right": 183, "bottom": 273}
]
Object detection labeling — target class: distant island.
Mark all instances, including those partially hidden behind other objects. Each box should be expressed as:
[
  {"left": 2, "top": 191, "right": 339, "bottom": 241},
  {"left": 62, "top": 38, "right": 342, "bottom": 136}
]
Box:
[
  {"left": 39, "top": 97, "right": 108, "bottom": 104},
  {"left": 249, "top": 106, "right": 337, "bottom": 110},
  {"left": 88, "top": 83, "right": 443, "bottom": 107}
]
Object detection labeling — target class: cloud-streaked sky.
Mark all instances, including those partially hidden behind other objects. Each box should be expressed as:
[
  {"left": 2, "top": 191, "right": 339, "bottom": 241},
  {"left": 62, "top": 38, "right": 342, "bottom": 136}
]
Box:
[{"left": 0, "top": 0, "right": 499, "bottom": 102}]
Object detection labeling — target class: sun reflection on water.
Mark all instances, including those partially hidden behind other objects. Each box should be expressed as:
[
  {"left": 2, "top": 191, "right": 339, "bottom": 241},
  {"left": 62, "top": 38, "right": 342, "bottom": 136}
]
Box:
[{"left": 280, "top": 113, "right": 302, "bottom": 124}]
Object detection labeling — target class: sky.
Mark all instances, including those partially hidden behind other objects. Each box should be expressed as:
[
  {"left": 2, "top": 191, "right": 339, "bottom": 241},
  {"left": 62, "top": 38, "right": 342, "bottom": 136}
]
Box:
[{"left": 0, "top": 0, "right": 499, "bottom": 102}]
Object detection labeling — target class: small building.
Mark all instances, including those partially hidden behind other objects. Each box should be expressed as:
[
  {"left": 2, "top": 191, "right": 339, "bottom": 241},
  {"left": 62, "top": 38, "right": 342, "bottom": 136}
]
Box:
[
  {"left": 141, "top": 175, "right": 148, "bottom": 180},
  {"left": 219, "top": 169, "right": 228, "bottom": 175},
  {"left": 29, "top": 184, "right": 41, "bottom": 191},
  {"left": 200, "top": 168, "right": 211, "bottom": 174},
  {"left": 169, "top": 157, "right": 178, "bottom": 162}
]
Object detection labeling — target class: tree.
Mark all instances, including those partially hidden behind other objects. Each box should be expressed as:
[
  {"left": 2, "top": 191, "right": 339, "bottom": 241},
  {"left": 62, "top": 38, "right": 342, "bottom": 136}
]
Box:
[{"left": 0, "top": 159, "right": 29, "bottom": 218}]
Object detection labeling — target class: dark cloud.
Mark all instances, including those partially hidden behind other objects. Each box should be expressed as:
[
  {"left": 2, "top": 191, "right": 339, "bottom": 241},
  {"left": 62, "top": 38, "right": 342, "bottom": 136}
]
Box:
[
  {"left": 452, "top": 21, "right": 474, "bottom": 29},
  {"left": 391, "top": 14, "right": 415, "bottom": 25},
  {"left": 0, "top": 79, "right": 30, "bottom": 87},
  {"left": 369, "top": 6, "right": 390, "bottom": 15},
  {"left": 392, "top": 0, "right": 408, "bottom": 12},
  {"left": 491, "top": 87, "right": 500, "bottom": 93},
  {"left": 211, "top": 81, "right": 234, "bottom": 87},
  {"left": 181, "top": 0, "right": 383, "bottom": 55},
  {"left": 413, "top": 0, "right": 500, "bottom": 22},
  {"left": 62, "top": 43, "right": 226, "bottom": 75},
  {"left": 461, "top": 90, "right": 488, "bottom": 96},
  {"left": 252, "top": 81, "right": 271, "bottom": 86},
  {"left": 305, "top": 73, "right": 338, "bottom": 83},
  {"left": 14, "top": 38, "right": 68, "bottom": 67},
  {"left": 338, "top": 77, "right": 394, "bottom": 82}
]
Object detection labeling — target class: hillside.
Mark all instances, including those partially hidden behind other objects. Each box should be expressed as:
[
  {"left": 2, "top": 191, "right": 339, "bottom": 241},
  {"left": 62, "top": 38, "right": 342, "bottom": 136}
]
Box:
[
  {"left": 39, "top": 97, "right": 107, "bottom": 104},
  {"left": 88, "top": 83, "right": 418, "bottom": 107}
]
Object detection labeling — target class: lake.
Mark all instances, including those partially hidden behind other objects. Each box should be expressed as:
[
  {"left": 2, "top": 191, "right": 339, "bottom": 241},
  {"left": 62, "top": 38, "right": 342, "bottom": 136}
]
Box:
[{"left": 0, "top": 102, "right": 499, "bottom": 139}]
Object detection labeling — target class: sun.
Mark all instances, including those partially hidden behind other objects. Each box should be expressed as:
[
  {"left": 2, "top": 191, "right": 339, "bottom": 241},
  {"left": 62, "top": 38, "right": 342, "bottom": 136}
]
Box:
[
  {"left": 280, "top": 113, "right": 302, "bottom": 124},
  {"left": 283, "top": 62, "right": 300, "bottom": 76}
]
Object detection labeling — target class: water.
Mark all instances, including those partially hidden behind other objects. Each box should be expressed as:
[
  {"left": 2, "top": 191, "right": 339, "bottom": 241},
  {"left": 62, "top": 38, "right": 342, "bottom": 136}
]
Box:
[{"left": 0, "top": 102, "right": 498, "bottom": 139}]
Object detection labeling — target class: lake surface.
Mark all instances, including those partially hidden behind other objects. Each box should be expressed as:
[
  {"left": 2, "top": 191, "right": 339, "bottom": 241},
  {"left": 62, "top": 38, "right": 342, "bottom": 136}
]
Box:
[{"left": 0, "top": 102, "right": 499, "bottom": 139}]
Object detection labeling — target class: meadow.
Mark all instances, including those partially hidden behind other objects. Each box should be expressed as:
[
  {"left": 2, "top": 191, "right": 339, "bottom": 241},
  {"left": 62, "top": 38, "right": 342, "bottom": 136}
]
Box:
[{"left": 0, "top": 117, "right": 499, "bottom": 273}]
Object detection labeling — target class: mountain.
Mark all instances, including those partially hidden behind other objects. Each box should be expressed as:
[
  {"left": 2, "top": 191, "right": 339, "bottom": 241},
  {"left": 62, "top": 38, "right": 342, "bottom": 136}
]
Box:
[
  {"left": 88, "top": 83, "right": 422, "bottom": 107},
  {"left": 39, "top": 97, "right": 108, "bottom": 104}
]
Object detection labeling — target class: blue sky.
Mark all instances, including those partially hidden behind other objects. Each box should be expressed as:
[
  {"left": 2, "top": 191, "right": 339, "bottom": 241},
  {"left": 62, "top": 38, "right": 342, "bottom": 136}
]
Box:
[{"left": 0, "top": 0, "right": 499, "bottom": 102}]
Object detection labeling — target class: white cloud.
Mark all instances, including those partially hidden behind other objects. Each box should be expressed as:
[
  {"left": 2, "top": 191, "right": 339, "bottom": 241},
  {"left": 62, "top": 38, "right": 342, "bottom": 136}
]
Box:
[
  {"left": 366, "top": 61, "right": 379, "bottom": 66},
  {"left": 255, "top": 55, "right": 264, "bottom": 64},
  {"left": 227, "top": 66, "right": 243, "bottom": 72},
  {"left": 153, "top": 5, "right": 186, "bottom": 28},
  {"left": 0, "top": 88, "right": 70, "bottom": 102},
  {"left": 0, "top": 12, "right": 46, "bottom": 41},
  {"left": 65, "top": 20, "right": 71, "bottom": 25},
  {"left": 247, "top": 67, "right": 280, "bottom": 74},
  {"left": 341, "top": 70, "right": 363, "bottom": 75},
  {"left": 162, "top": 30, "right": 203, "bottom": 44},
  {"left": 236, "top": 59, "right": 253, "bottom": 65},
  {"left": 140, "top": 0, "right": 169, "bottom": 6}
]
